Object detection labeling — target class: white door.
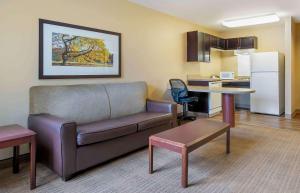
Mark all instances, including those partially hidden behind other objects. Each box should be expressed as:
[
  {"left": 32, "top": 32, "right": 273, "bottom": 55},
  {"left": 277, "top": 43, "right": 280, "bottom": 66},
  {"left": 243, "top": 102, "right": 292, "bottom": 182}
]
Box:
[
  {"left": 250, "top": 72, "right": 279, "bottom": 115},
  {"left": 251, "top": 52, "right": 279, "bottom": 72}
]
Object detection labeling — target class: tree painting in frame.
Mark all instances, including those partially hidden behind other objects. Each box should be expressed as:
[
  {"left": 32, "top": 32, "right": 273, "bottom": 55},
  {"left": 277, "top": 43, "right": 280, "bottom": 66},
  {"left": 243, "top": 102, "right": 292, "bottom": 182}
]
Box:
[{"left": 39, "top": 19, "right": 121, "bottom": 79}]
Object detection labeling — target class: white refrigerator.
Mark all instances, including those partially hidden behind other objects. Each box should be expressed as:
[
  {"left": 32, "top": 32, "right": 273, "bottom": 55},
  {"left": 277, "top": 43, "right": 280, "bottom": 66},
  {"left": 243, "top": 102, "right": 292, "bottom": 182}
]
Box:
[{"left": 250, "top": 52, "right": 285, "bottom": 116}]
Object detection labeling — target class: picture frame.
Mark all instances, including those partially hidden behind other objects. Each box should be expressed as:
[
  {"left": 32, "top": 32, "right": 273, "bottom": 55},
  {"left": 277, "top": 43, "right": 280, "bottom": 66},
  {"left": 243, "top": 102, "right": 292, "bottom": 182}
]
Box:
[{"left": 39, "top": 19, "right": 121, "bottom": 79}]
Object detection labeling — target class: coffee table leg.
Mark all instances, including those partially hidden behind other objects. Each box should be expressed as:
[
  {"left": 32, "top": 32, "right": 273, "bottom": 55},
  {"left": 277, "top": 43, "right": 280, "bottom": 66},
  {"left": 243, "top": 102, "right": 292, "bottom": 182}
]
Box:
[
  {"left": 226, "top": 128, "right": 231, "bottom": 154},
  {"left": 30, "top": 136, "right": 36, "bottom": 190},
  {"left": 181, "top": 147, "right": 188, "bottom": 188},
  {"left": 149, "top": 139, "right": 153, "bottom": 174},
  {"left": 13, "top": 146, "right": 19, "bottom": 174}
]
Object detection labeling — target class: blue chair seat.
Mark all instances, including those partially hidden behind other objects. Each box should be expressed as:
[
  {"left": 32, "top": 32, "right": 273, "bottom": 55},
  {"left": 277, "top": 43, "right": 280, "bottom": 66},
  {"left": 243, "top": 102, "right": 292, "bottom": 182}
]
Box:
[{"left": 179, "top": 96, "right": 198, "bottom": 103}]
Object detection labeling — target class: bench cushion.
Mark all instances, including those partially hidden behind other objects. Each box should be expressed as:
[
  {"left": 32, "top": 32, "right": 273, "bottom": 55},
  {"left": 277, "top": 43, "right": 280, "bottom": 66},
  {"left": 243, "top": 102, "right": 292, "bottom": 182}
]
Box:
[{"left": 77, "top": 112, "right": 173, "bottom": 146}]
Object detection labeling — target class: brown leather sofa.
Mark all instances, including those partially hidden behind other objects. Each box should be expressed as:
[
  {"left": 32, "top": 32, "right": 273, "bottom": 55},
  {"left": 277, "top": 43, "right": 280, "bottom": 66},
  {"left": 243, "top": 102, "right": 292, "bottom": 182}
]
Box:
[{"left": 28, "top": 82, "right": 177, "bottom": 180}]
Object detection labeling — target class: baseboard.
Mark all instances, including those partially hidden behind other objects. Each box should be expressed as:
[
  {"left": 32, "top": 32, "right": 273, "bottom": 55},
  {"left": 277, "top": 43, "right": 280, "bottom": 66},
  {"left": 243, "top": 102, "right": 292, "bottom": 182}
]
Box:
[
  {"left": 294, "top": 109, "right": 300, "bottom": 117},
  {"left": 285, "top": 110, "right": 299, "bottom": 119},
  {"left": 0, "top": 153, "right": 30, "bottom": 170}
]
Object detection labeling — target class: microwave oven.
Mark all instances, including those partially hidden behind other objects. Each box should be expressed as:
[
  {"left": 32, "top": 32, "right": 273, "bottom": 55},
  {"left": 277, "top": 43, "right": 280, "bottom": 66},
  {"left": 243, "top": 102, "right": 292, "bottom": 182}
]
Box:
[{"left": 220, "top": 72, "right": 235, "bottom": 80}]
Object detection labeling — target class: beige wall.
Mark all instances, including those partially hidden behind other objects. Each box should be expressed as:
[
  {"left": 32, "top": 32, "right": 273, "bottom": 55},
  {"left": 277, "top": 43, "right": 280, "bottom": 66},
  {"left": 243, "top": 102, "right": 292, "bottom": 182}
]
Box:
[
  {"left": 0, "top": 0, "right": 222, "bottom": 159},
  {"left": 284, "top": 17, "right": 297, "bottom": 116},
  {"left": 219, "top": 23, "right": 286, "bottom": 75},
  {"left": 295, "top": 24, "right": 300, "bottom": 109}
]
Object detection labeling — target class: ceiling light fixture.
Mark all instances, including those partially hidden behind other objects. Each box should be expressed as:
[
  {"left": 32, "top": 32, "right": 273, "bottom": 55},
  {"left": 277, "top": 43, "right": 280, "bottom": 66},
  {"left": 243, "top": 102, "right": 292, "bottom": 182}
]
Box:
[{"left": 222, "top": 14, "right": 280, "bottom": 28}]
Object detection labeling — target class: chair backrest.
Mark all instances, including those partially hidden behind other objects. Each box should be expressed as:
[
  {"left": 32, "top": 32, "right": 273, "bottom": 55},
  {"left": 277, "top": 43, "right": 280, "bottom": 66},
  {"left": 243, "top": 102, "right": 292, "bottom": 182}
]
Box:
[{"left": 169, "top": 79, "right": 188, "bottom": 103}]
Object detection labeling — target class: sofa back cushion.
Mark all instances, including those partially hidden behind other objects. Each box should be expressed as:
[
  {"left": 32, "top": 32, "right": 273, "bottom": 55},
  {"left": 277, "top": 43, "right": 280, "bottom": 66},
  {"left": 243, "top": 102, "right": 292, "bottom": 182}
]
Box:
[
  {"left": 30, "top": 84, "right": 110, "bottom": 124},
  {"left": 104, "top": 82, "right": 147, "bottom": 118}
]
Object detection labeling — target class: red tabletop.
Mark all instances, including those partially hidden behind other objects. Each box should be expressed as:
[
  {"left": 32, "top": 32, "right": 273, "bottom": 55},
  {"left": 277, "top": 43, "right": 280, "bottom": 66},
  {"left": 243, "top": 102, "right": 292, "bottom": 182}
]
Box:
[{"left": 0, "top": 124, "right": 36, "bottom": 142}]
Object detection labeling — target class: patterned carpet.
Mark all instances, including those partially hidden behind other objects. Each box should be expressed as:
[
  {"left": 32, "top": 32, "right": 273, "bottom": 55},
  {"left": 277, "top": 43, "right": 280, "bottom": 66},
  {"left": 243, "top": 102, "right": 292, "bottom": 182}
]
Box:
[{"left": 1, "top": 122, "right": 300, "bottom": 193}]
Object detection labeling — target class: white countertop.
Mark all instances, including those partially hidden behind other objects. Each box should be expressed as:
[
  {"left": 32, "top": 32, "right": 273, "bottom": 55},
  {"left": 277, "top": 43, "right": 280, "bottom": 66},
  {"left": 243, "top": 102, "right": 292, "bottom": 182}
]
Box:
[
  {"left": 188, "top": 86, "right": 255, "bottom": 94},
  {"left": 187, "top": 78, "right": 250, "bottom": 83}
]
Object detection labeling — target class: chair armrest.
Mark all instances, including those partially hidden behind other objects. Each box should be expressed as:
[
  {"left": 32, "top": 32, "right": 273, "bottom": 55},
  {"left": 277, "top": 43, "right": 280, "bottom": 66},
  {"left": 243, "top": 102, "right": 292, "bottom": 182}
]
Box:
[
  {"left": 28, "top": 114, "right": 77, "bottom": 180},
  {"left": 146, "top": 99, "right": 177, "bottom": 127}
]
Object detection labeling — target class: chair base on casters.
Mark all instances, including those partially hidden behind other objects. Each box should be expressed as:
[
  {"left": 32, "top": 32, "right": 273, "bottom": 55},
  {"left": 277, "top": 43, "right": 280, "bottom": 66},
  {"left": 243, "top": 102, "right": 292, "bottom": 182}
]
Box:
[
  {"left": 182, "top": 116, "right": 197, "bottom": 121},
  {"left": 179, "top": 115, "right": 196, "bottom": 121},
  {"left": 181, "top": 103, "right": 197, "bottom": 121}
]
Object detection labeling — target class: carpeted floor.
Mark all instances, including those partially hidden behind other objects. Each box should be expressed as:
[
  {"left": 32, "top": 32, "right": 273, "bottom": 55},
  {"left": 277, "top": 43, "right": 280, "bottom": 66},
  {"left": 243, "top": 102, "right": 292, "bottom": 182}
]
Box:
[{"left": 1, "top": 121, "right": 300, "bottom": 193}]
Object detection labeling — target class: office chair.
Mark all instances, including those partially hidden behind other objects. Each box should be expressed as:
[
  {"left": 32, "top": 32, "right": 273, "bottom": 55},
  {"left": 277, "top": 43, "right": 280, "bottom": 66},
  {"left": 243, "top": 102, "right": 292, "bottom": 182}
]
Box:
[{"left": 169, "top": 79, "right": 198, "bottom": 121}]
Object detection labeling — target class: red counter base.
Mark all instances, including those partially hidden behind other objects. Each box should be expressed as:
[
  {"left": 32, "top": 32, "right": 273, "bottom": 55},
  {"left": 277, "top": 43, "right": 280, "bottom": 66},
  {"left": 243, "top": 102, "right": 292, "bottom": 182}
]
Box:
[{"left": 222, "top": 93, "right": 235, "bottom": 128}]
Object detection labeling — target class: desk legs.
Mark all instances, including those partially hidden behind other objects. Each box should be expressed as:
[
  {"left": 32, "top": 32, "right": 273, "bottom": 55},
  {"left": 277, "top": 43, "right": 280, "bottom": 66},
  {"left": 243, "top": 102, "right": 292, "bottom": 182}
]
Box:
[
  {"left": 222, "top": 93, "right": 235, "bottom": 128},
  {"left": 13, "top": 146, "right": 19, "bottom": 173},
  {"left": 30, "top": 136, "right": 36, "bottom": 190}
]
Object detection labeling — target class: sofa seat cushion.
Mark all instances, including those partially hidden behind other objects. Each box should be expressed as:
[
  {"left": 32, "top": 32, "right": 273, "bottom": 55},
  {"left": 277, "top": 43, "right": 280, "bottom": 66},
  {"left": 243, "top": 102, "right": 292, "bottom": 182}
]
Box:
[
  {"left": 77, "top": 112, "right": 173, "bottom": 146},
  {"left": 132, "top": 112, "right": 173, "bottom": 131},
  {"left": 77, "top": 120, "right": 138, "bottom": 146}
]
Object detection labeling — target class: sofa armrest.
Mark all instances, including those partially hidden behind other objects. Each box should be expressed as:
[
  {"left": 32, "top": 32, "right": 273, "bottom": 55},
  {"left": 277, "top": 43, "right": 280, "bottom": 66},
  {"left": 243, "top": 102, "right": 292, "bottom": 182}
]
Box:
[
  {"left": 28, "top": 114, "right": 77, "bottom": 180},
  {"left": 146, "top": 99, "right": 177, "bottom": 126}
]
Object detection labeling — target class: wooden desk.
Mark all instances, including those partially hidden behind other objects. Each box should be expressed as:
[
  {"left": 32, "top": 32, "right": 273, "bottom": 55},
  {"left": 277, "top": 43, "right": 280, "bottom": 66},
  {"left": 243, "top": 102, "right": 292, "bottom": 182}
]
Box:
[
  {"left": 188, "top": 86, "right": 255, "bottom": 127},
  {"left": 0, "top": 125, "right": 36, "bottom": 190},
  {"left": 149, "top": 119, "right": 230, "bottom": 188}
]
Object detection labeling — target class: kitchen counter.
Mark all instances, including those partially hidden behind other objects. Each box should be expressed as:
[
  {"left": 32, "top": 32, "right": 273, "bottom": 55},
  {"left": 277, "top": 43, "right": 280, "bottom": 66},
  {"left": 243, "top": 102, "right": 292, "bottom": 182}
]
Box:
[
  {"left": 187, "top": 78, "right": 250, "bottom": 83},
  {"left": 188, "top": 86, "right": 255, "bottom": 94},
  {"left": 188, "top": 86, "right": 255, "bottom": 127}
]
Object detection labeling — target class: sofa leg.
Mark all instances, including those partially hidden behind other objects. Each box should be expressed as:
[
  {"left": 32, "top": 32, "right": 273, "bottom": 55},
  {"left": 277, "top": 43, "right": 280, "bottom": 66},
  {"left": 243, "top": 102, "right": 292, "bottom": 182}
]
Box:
[{"left": 62, "top": 174, "right": 74, "bottom": 181}]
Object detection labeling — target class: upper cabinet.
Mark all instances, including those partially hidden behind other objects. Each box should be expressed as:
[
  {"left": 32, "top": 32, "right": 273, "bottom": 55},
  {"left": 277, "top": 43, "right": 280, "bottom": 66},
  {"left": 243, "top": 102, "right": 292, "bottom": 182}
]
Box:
[
  {"left": 226, "top": 36, "right": 257, "bottom": 50},
  {"left": 187, "top": 31, "right": 211, "bottom": 62},
  {"left": 226, "top": 38, "right": 239, "bottom": 50},
  {"left": 187, "top": 31, "right": 258, "bottom": 62},
  {"left": 239, "top": 36, "right": 258, "bottom": 49},
  {"left": 210, "top": 35, "right": 226, "bottom": 50}
]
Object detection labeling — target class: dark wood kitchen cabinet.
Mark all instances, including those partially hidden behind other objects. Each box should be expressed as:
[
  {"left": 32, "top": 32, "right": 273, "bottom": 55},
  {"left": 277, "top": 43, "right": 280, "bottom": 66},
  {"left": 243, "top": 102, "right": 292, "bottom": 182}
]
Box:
[
  {"left": 210, "top": 35, "right": 218, "bottom": 48},
  {"left": 187, "top": 31, "right": 211, "bottom": 62},
  {"left": 187, "top": 31, "right": 258, "bottom": 62},
  {"left": 226, "top": 36, "right": 257, "bottom": 50},
  {"left": 210, "top": 35, "right": 226, "bottom": 50},
  {"left": 226, "top": 38, "right": 239, "bottom": 50},
  {"left": 239, "top": 36, "right": 257, "bottom": 49},
  {"left": 203, "top": 33, "right": 211, "bottom": 62},
  {"left": 218, "top": 38, "right": 226, "bottom": 50}
]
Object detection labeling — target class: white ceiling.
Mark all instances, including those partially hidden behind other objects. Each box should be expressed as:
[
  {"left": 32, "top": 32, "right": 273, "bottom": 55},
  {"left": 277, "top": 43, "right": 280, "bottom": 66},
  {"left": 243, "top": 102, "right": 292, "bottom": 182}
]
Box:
[{"left": 129, "top": 0, "right": 300, "bottom": 31}]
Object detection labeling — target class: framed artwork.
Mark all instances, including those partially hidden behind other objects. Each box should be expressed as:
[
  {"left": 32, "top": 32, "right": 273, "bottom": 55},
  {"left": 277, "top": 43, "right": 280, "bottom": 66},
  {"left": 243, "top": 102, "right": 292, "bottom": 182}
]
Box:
[{"left": 39, "top": 19, "right": 121, "bottom": 79}]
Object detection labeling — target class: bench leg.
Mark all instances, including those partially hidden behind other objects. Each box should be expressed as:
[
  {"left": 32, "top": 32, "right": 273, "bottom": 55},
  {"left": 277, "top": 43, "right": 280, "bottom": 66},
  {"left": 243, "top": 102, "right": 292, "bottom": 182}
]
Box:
[
  {"left": 30, "top": 136, "right": 36, "bottom": 190},
  {"left": 226, "top": 129, "right": 231, "bottom": 154},
  {"left": 149, "top": 139, "right": 153, "bottom": 174},
  {"left": 13, "top": 146, "right": 19, "bottom": 174},
  {"left": 181, "top": 147, "right": 188, "bottom": 188}
]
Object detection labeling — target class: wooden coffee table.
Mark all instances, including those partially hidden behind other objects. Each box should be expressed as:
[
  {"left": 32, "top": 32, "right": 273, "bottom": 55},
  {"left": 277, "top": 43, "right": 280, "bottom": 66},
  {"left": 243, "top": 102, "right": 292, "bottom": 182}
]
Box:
[
  {"left": 0, "top": 125, "right": 36, "bottom": 190},
  {"left": 149, "top": 119, "right": 230, "bottom": 188}
]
